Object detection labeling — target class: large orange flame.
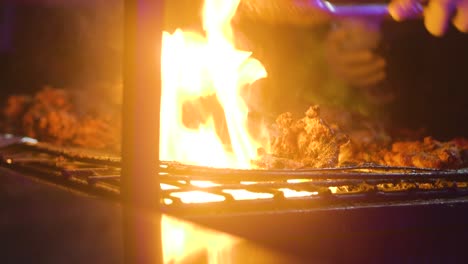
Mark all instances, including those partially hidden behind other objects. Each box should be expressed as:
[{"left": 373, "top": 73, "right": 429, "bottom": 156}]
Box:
[
  {"left": 160, "top": 0, "right": 267, "bottom": 169},
  {"left": 158, "top": 1, "right": 320, "bottom": 262}
]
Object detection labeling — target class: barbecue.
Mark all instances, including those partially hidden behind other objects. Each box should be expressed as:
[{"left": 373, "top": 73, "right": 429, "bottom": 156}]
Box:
[
  {"left": 2, "top": 135, "right": 468, "bottom": 207},
  {"left": 1, "top": 0, "right": 468, "bottom": 263},
  {"left": 1, "top": 134, "right": 468, "bottom": 262}
]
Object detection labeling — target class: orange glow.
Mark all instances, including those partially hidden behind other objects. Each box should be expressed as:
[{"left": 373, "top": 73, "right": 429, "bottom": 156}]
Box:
[
  {"left": 161, "top": 183, "right": 179, "bottom": 190},
  {"left": 279, "top": 188, "right": 318, "bottom": 198},
  {"left": 162, "top": 215, "right": 241, "bottom": 263},
  {"left": 160, "top": 0, "right": 267, "bottom": 169},
  {"left": 190, "top": 180, "right": 220, "bottom": 188},
  {"left": 163, "top": 198, "right": 174, "bottom": 205},
  {"left": 223, "top": 189, "right": 274, "bottom": 200},
  {"left": 329, "top": 186, "right": 339, "bottom": 194},
  {"left": 240, "top": 181, "right": 258, "bottom": 185},
  {"left": 170, "top": 191, "right": 226, "bottom": 203},
  {"left": 287, "top": 179, "right": 312, "bottom": 184},
  {"left": 157, "top": 1, "right": 317, "bottom": 262}
]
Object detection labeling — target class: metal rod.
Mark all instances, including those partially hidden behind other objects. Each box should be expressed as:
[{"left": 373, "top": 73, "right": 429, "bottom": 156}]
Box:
[
  {"left": 161, "top": 165, "right": 468, "bottom": 181},
  {"left": 121, "top": 0, "right": 164, "bottom": 263}
]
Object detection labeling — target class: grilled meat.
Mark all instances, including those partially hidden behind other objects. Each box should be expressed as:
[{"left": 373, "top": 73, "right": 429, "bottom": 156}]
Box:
[
  {"left": 2, "top": 87, "right": 467, "bottom": 170},
  {"left": 1, "top": 87, "right": 120, "bottom": 151},
  {"left": 382, "top": 137, "right": 468, "bottom": 169},
  {"left": 258, "top": 106, "right": 468, "bottom": 169},
  {"left": 262, "top": 105, "right": 348, "bottom": 168}
]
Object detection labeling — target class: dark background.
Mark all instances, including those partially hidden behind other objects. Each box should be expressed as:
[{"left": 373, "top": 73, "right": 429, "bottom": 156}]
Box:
[
  {"left": 382, "top": 20, "right": 468, "bottom": 140},
  {"left": 0, "top": 1, "right": 467, "bottom": 139},
  {"left": 0, "top": 1, "right": 122, "bottom": 97}
]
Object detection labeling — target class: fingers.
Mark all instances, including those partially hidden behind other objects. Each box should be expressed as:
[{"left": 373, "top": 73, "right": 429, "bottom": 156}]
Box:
[
  {"left": 453, "top": 1, "right": 468, "bottom": 32},
  {"left": 424, "top": 0, "right": 457, "bottom": 36},
  {"left": 325, "top": 21, "right": 386, "bottom": 89},
  {"left": 326, "top": 47, "right": 387, "bottom": 88},
  {"left": 337, "top": 53, "right": 387, "bottom": 88},
  {"left": 333, "top": 19, "right": 382, "bottom": 50},
  {"left": 343, "top": 54, "right": 386, "bottom": 82},
  {"left": 389, "top": 0, "right": 424, "bottom": 21},
  {"left": 338, "top": 50, "right": 380, "bottom": 66},
  {"left": 353, "top": 69, "right": 387, "bottom": 88},
  {"left": 389, "top": 0, "right": 468, "bottom": 36}
]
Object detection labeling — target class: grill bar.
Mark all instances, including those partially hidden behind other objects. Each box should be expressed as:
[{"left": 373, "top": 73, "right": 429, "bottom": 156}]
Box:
[{"left": 1, "top": 139, "right": 468, "bottom": 217}]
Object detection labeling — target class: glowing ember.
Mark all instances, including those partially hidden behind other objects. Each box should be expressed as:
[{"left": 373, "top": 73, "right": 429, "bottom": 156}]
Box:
[
  {"left": 163, "top": 198, "right": 174, "bottom": 205},
  {"left": 160, "top": 0, "right": 267, "bottom": 169},
  {"left": 240, "top": 181, "right": 258, "bottom": 185},
  {"left": 223, "top": 189, "right": 274, "bottom": 200},
  {"left": 287, "top": 179, "right": 312, "bottom": 184},
  {"left": 279, "top": 188, "right": 318, "bottom": 198},
  {"left": 161, "top": 183, "right": 179, "bottom": 190},
  {"left": 329, "top": 186, "right": 339, "bottom": 194},
  {"left": 190, "top": 180, "right": 220, "bottom": 188},
  {"left": 170, "top": 191, "right": 226, "bottom": 204}
]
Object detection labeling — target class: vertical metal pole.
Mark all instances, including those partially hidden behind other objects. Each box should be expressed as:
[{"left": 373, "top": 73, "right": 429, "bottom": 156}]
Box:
[{"left": 122, "top": 0, "right": 164, "bottom": 263}]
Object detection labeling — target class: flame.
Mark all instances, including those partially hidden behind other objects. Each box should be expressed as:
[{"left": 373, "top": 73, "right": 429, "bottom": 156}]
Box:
[
  {"left": 162, "top": 214, "right": 241, "bottom": 263},
  {"left": 160, "top": 0, "right": 267, "bottom": 169},
  {"left": 171, "top": 191, "right": 226, "bottom": 204},
  {"left": 279, "top": 188, "right": 319, "bottom": 198},
  {"left": 162, "top": 214, "right": 296, "bottom": 263},
  {"left": 157, "top": 1, "right": 313, "bottom": 262}
]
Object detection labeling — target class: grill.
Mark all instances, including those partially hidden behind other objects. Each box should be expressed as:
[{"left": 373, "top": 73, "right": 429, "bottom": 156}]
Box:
[
  {"left": 3, "top": 0, "right": 468, "bottom": 263},
  {"left": 2, "top": 136, "right": 468, "bottom": 262},
  {"left": 3, "top": 137, "right": 468, "bottom": 215}
]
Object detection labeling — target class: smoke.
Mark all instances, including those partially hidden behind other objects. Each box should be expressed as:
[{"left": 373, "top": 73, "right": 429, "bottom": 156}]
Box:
[{"left": 68, "top": 0, "right": 124, "bottom": 109}]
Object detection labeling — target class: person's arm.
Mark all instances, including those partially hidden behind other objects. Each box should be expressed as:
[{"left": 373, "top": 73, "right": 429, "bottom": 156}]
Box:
[{"left": 389, "top": 0, "right": 468, "bottom": 36}]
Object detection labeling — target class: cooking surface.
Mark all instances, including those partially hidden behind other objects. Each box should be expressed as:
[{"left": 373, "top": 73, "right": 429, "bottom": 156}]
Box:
[
  {"left": 2, "top": 1, "right": 468, "bottom": 263},
  {"left": 0, "top": 166, "right": 303, "bottom": 264},
  {"left": 1, "top": 151, "right": 468, "bottom": 263},
  {"left": 1, "top": 136, "right": 468, "bottom": 214}
]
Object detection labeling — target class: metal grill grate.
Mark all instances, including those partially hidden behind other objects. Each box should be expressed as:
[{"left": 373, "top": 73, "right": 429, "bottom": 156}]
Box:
[{"left": 1, "top": 138, "right": 468, "bottom": 216}]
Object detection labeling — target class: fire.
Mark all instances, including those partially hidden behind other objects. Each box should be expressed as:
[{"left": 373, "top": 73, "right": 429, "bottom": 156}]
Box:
[
  {"left": 162, "top": 214, "right": 241, "bottom": 263},
  {"left": 160, "top": 0, "right": 267, "bottom": 169},
  {"left": 158, "top": 0, "right": 323, "bottom": 206}
]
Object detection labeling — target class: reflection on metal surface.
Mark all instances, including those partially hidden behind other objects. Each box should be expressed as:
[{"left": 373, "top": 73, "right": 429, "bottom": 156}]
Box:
[
  {"left": 171, "top": 191, "right": 226, "bottom": 203},
  {"left": 162, "top": 214, "right": 240, "bottom": 263},
  {"left": 223, "top": 189, "right": 274, "bottom": 200},
  {"left": 162, "top": 214, "right": 298, "bottom": 264},
  {"left": 279, "top": 188, "right": 318, "bottom": 198}
]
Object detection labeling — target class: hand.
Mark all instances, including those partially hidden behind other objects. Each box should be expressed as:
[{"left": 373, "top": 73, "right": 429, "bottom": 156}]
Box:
[
  {"left": 325, "top": 19, "right": 386, "bottom": 89},
  {"left": 389, "top": 0, "right": 468, "bottom": 36}
]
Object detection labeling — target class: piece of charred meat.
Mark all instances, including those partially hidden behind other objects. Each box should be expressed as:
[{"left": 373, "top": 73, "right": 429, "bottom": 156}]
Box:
[
  {"left": 316, "top": 106, "right": 392, "bottom": 166},
  {"left": 2, "top": 95, "right": 32, "bottom": 136},
  {"left": 256, "top": 105, "right": 468, "bottom": 170},
  {"left": 256, "top": 105, "right": 348, "bottom": 169},
  {"left": 1, "top": 86, "right": 120, "bottom": 152},
  {"left": 382, "top": 137, "right": 468, "bottom": 169},
  {"left": 21, "top": 87, "right": 78, "bottom": 145}
]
